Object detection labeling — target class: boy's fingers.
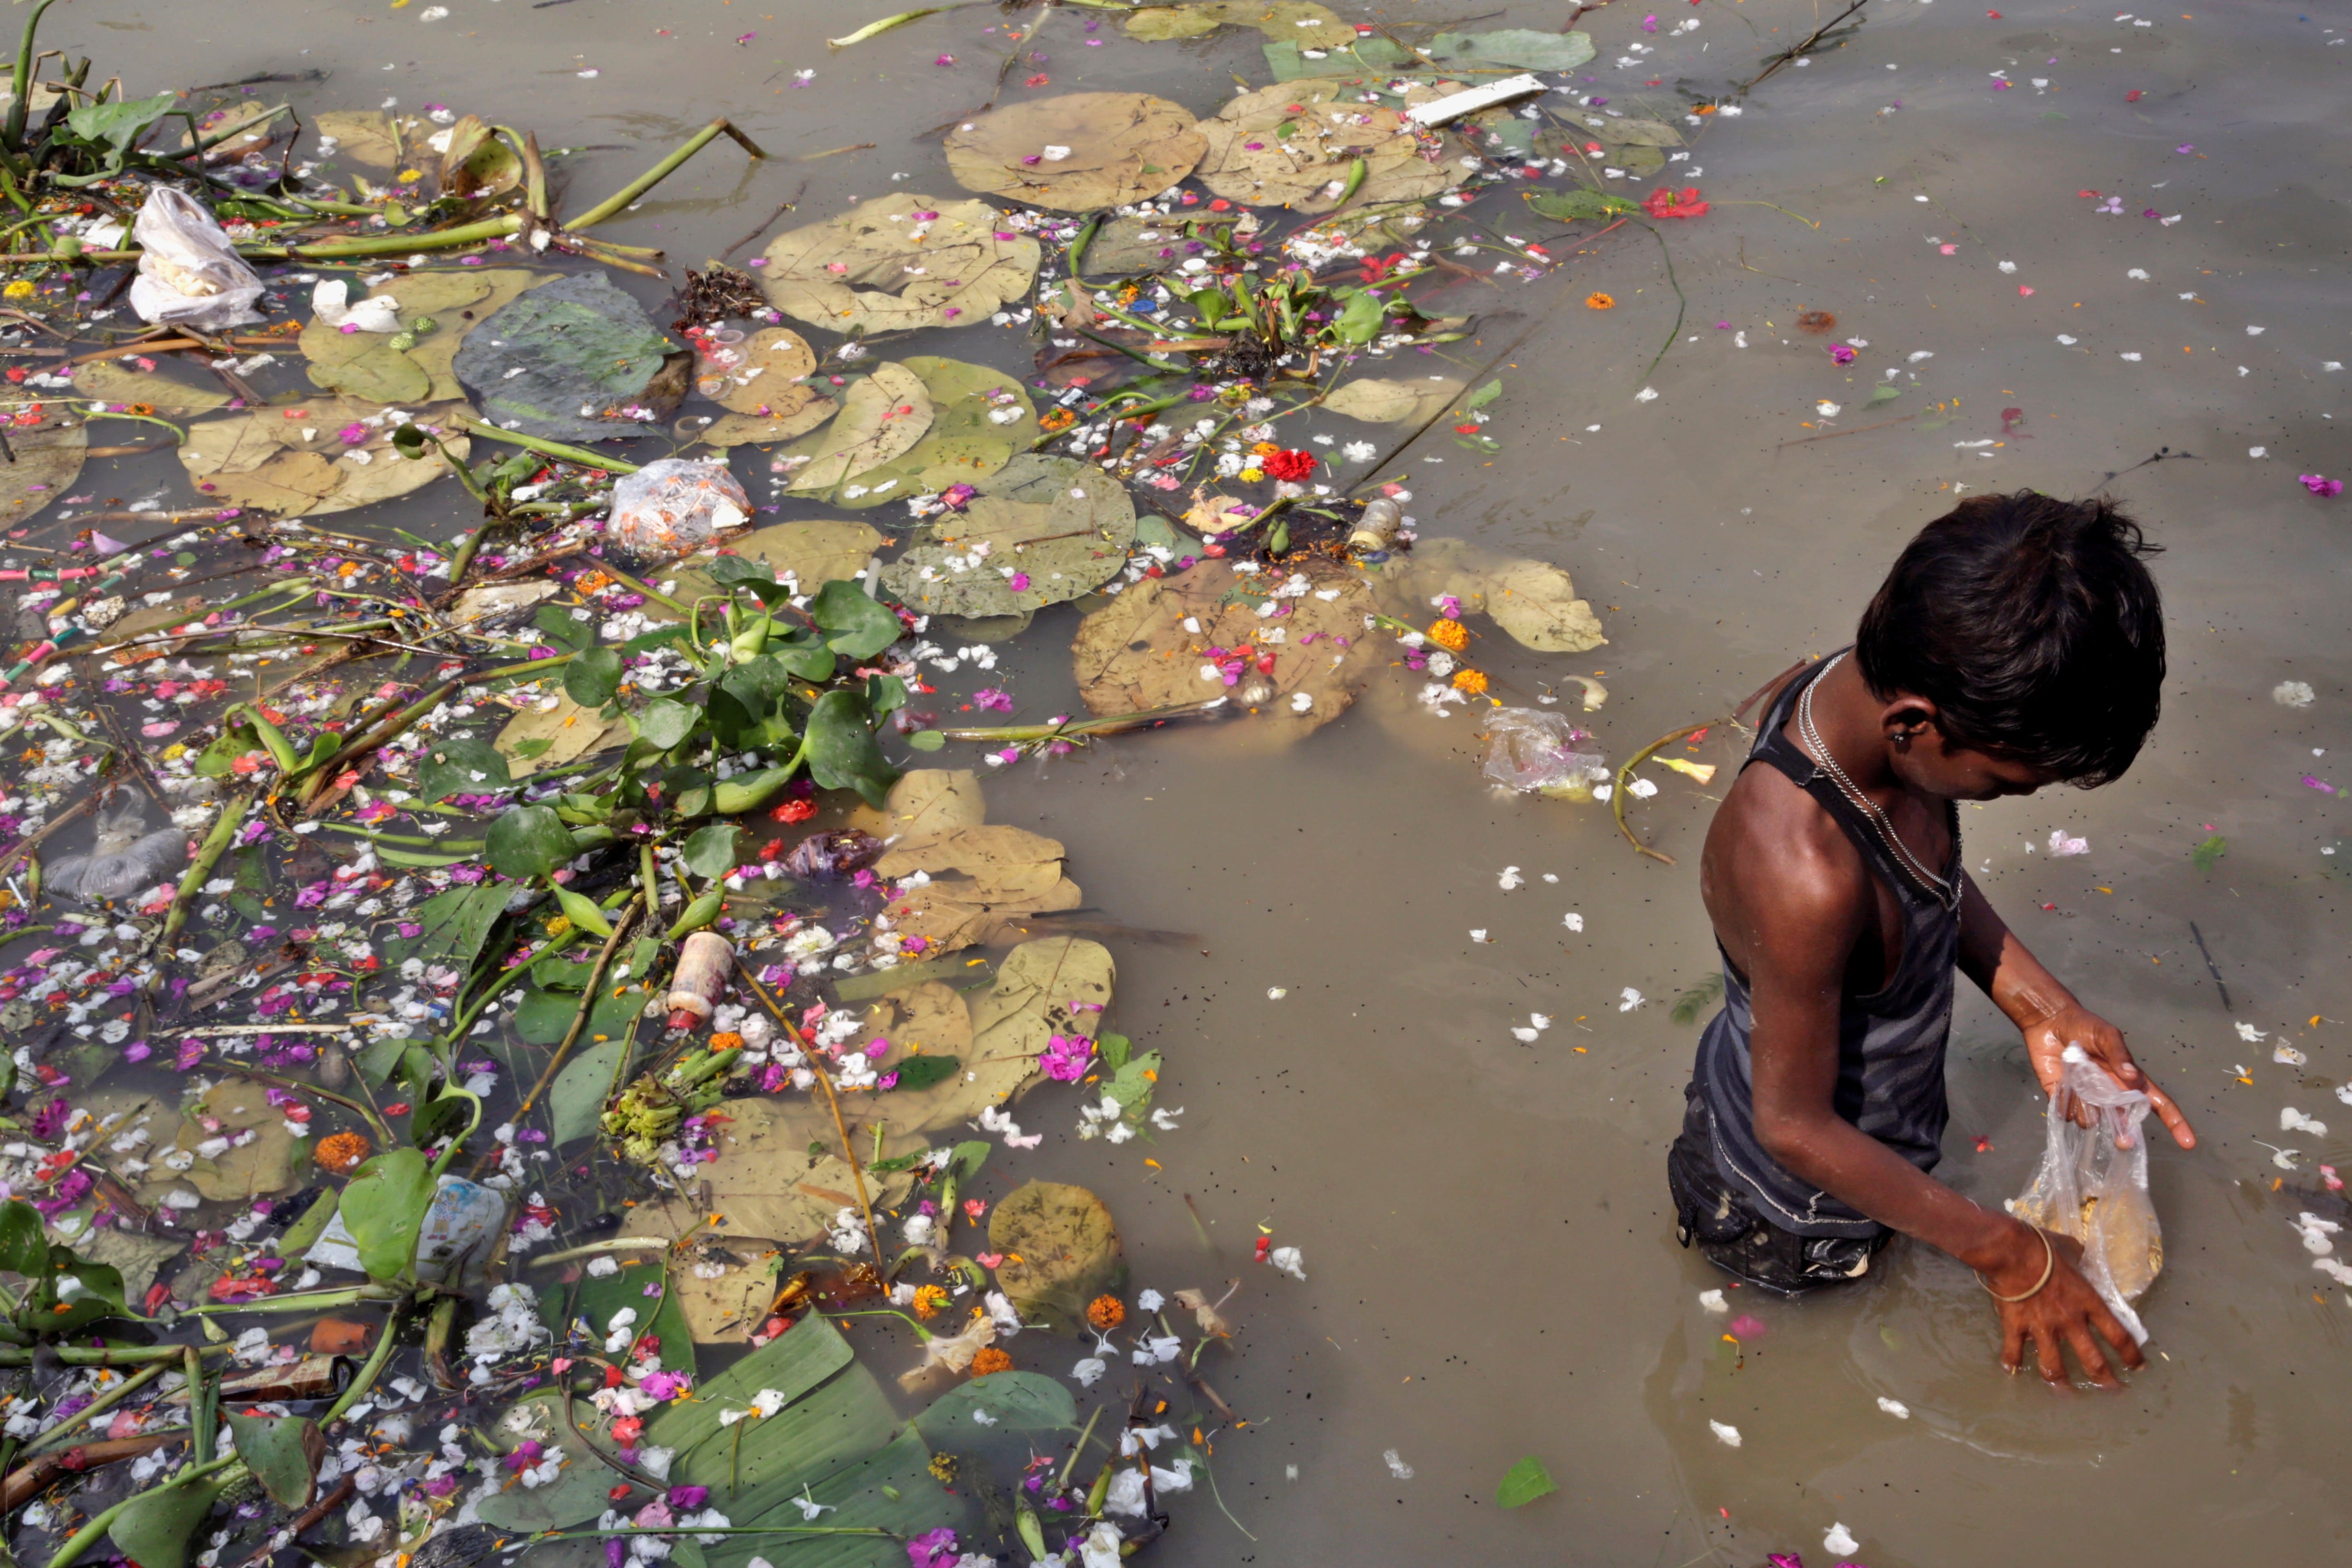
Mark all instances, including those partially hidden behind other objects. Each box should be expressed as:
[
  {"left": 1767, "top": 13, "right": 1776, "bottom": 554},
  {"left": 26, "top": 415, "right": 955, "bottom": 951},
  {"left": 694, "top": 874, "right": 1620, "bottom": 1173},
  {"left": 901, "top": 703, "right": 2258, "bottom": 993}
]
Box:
[
  {"left": 2033, "top": 1323, "right": 2068, "bottom": 1384},
  {"left": 2142, "top": 1075, "right": 2196, "bottom": 1149},
  {"left": 2000, "top": 1310, "right": 2025, "bottom": 1374},
  {"left": 2066, "top": 1319, "right": 2120, "bottom": 1388}
]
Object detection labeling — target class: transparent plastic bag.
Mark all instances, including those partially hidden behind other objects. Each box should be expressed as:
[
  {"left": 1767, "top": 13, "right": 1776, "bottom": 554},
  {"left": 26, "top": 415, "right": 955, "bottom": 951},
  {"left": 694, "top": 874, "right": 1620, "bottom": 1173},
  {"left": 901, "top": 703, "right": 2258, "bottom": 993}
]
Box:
[
  {"left": 1480, "top": 707, "right": 1608, "bottom": 798},
  {"left": 2007, "top": 1046, "right": 2162, "bottom": 1343},
  {"left": 127, "top": 187, "right": 265, "bottom": 331},
  {"left": 609, "top": 457, "right": 749, "bottom": 560}
]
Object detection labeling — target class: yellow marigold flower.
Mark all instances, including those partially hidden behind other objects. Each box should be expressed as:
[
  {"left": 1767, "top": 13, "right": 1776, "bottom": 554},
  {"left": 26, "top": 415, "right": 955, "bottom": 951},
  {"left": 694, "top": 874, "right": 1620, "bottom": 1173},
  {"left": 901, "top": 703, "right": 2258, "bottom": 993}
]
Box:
[
  {"left": 928, "top": 1452, "right": 958, "bottom": 1483},
  {"left": 913, "top": 1284, "right": 951, "bottom": 1320},
  {"left": 969, "top": 1347, "right": 1013, "bottom": 1377},
  {"left": 544, "top": 915, "right": 573, "bottom": 938},
  {"left": 1586, "top": 292, "right": 1615, "bottom": 309},
  {"left": 1451, "top": 668, "right": 1490, "bottom": 696},
  {"left": 1425, "top": 619, "right": 1468, "bottom": 652},
  {"left": 2, "top": 281, "right": 33, "bottom": 299},
  {"left": 1239, "top": 468, "right": 1265, "bottom": 483}
]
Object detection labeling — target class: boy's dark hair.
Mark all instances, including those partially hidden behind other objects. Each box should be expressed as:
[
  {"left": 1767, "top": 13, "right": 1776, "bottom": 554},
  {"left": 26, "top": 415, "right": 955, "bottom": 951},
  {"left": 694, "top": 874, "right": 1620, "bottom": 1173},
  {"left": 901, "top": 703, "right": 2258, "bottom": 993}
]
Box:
[{"left": 1856, "top": 492, "right": 2165, "bottom": 786}]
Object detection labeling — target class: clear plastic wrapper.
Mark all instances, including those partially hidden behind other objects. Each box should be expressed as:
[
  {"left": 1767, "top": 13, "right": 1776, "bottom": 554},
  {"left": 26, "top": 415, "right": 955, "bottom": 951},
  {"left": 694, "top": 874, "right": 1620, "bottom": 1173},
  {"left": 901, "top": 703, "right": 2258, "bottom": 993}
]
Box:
[
  {"left": 2007, "top": 1045, "right": 2163, "bottom": 1343},
  {"left": 609, "top": 457, "right": 750, "bottom": 559},
  {"left": 1480, "top": 707, "right": 1608, "bottom": 798}
]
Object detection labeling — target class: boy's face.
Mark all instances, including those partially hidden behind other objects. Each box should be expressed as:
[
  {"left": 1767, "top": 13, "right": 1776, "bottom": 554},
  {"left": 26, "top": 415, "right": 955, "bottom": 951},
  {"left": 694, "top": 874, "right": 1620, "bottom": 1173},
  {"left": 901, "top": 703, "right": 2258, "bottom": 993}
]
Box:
[{"left": 1888, "top": 708, "right": 2063, "bottom": 802}]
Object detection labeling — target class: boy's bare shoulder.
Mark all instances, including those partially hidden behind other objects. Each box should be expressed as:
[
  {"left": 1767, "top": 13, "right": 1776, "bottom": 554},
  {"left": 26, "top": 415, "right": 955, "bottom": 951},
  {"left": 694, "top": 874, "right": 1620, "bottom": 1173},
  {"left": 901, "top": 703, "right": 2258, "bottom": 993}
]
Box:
[{"left": 1700, "top": 752, "right": 1873, "bottom": 942}]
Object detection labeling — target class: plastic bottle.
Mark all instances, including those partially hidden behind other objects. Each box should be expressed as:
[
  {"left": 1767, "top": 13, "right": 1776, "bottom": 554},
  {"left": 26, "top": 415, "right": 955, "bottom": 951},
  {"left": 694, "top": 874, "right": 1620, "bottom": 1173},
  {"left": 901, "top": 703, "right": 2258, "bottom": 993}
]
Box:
[
  {"left": 1347, "top": 498, "right": 1402, "bottom": 555},
  {"left": 665, "top": 930, "right": 737, "bottom": 1030}
]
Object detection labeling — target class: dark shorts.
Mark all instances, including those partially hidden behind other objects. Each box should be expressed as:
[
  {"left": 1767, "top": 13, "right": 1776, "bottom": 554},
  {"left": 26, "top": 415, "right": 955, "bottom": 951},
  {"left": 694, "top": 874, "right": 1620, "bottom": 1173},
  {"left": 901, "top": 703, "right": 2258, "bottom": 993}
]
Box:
[{"left": 1667, "top": 1082, "right": 1892, "bottom": 1295}]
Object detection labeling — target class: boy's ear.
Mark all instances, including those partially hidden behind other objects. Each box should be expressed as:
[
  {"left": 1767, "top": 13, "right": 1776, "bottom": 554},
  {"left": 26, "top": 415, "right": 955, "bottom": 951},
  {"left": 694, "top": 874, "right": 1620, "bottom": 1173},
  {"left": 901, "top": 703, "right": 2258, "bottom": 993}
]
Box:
[{"left": 1878, "top": 694, "right": 1941, "bottom": 745}]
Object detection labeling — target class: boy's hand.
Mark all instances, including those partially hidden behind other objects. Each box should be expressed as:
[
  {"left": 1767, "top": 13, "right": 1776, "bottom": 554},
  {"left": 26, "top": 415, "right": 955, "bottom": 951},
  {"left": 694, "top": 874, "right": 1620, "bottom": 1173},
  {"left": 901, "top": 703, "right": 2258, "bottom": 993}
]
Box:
[
  {"left": 2022, "top": 1000, "right": 2196, "bottom": 1150},
  {"left": 1992, "top": 1226, "right": 2145, "bottom": 1386}
]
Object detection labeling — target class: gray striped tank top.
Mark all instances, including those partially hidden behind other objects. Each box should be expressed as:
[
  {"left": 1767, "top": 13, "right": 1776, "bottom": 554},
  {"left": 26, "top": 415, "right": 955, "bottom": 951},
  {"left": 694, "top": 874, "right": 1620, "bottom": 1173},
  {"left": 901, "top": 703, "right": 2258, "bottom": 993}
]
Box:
[{"left": 1691, "top": 654, "right": 1961, "bottom": 1238}]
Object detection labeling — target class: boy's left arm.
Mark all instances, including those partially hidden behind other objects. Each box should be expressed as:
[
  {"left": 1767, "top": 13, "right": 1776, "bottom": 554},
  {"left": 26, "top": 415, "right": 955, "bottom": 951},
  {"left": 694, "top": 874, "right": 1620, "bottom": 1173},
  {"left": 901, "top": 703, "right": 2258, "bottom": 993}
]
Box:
[{"left": 1956, "top": 874, "right": 2196, "bottom": 1149}]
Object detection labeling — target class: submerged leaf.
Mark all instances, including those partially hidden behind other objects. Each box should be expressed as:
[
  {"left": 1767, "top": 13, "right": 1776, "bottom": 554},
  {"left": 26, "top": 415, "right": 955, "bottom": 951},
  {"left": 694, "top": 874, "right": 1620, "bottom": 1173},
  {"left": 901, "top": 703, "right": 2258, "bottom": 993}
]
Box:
[
  {"left": 1495, "top": 1454, "right": 1559, "bottom": 1507},
  {"left": 867, "top": 824, "right": 1083, "bottom": 957},
  {"left": 0, "top": 403, "right": 86, "bottom": 530},
  {"left": 72, "top": 358, "right": 228, "bottom": 416},
  {"left": 825, "top": 355, "right": 1038, "bottom": 509},
  {"left": 880, "top": 454, "right": 1137, "bottom": 618},
  {"left": 946, "top": 91, "right": 1206, "bottom": 212},
  {"left": 1321, "top": 375, "right": 1466, "bottom": 425},
  {"left": 914, "top": 1372, "right": 1077, "bottom": 1440},
  {"left": 453, "top": 272, "right": 688, "bottom": 442},
  {"left": 302, "top": 267, "right": 540, "bottom": 403},
  {"left": 774, "top": 361, "right": 934, "bottom": 494},
  {"left": 1128, "top": 2, "right": 1355, "bottom": 47},
  {"left": 645, "top": 1099, "right": 917, "bottom": 1252},
  {"left": 1427, "top": 29, "right": 1599, "bottom": 71},
  {"left": 1371, "top": 537, "right": 1606, "bottom": 654},
  {"left": 988, "top": 1180, "right": 1124, "bottom": 1334},
  {"left": 761, "top": 193, "right": 1040, "bottom": 336},
  {"left": 692, "top": 326, "right": 837, "bottom": 446},
  {"left": 225, "top": 1412, "right": 326, "bottom": 1509}
]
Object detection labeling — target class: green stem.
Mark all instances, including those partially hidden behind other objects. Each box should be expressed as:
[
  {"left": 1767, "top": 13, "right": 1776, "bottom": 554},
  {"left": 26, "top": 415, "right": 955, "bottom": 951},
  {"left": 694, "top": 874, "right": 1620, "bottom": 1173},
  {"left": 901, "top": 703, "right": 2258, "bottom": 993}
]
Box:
[
  {"left": 325, "top": 1297, "right": 409, "bottom": 1423},
  {"left": 455, "top": 418, "right": 641, "bottom": 475},
  {"left": 159, "top": 792, "right": 248, "bottom": 947},
  {"left": 4, "top": 1, "right": 60, "bottom": 157},
  {"left": 923, "top": 698, "right": 1227, "bottom": 744},
  {"left": 24, "top": 1361, "right": 169, "bottom": 1455},
  {"left": 569, "top": 119, "right": 767, "bottom": 231},
  {"left": 43, "top": 1454, "right": 241, "bottom": 1568},
  {"left": 179, "top": 1284, "right": 401, "bottom": 1319}
]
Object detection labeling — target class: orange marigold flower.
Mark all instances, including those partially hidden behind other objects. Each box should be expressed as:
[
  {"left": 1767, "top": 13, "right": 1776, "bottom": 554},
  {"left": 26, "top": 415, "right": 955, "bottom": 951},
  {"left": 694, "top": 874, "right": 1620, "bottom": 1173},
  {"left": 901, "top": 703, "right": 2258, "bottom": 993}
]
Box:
[
  {"left": 1248, "top": 440, "right": 1281, "bottom": 456},
  {"left": 913, "top": 1284, "right": 951, "bottom": 1320},
  {"left": 969, "top": 1347, "right": 1014, "bottom": 1377},
  {"left": 1586, "top": 292, "right": 1615, "bottom": 309},
  {"left": 1425, "top": 619, "right": 1468, "bottom": 653},
  {"left": 126, "top": 402, "right": 155, "bottom": 417},
  {"left": 1086, "top": 1294, "right": 1126, "bottom": 1331},
  {"left": 1451, "top": 668, "right": 1490, "bottom": 696},
  {"left": 709, "top": 1032, "right": 745, "bottom": 1052},
  {"left": 315, "top": 1132, "right": 372, "bottom": 1175}
]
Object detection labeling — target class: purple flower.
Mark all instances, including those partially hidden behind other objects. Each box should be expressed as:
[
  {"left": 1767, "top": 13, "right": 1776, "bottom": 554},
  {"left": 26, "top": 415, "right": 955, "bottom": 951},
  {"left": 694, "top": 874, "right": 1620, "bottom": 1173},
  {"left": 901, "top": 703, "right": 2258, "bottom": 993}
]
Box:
[
  {"left": 974, "top": 688, "right": 1014, "bottom": 713},
  {"left": 640, "top": 1370, "right": 689, "bottom": 1401},
  {"left": 667, "top": 1485, "right": 709, "bottom": 1509},
  {"left": 2176, "top": 144, "right": 2194, "bottom": 154},
  {"left": 1040, "top": 1033, "right": 1094, "bottom": 1082},
  {"left": 2299, "top": 474, "right": 2343, "bottom": 497},
  {"left": 605, "top": 1541, "right": 628, "bottom": 1568},
  {"left": 1829, "top": 344, "right": 1856, "bottom": 365},
  {"left": 502, "top": 1440, "right": 543, "bottom": 1473},
  {"left": 176, "top": 1039, "right": 205, "bottom": 1071},
  {"left": 906, "top": 1529, "right": 961, "bottom": 1568}
]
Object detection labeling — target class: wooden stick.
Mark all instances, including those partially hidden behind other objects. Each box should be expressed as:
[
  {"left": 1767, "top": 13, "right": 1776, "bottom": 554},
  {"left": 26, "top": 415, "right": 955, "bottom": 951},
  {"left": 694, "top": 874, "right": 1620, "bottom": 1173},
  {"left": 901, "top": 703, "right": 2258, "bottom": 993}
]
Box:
[{"left": 735, "top": 960, "right": 890, "bottom": 1284}]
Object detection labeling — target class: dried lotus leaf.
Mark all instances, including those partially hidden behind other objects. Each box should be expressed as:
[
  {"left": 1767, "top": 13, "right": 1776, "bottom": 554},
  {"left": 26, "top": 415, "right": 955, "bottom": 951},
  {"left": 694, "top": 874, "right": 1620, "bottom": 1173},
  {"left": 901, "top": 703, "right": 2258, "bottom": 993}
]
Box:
[
  {"left": 773, "top": 361, "right": 933, "bottom": 494},
  {"left": 180, "top": 400, "right": 471, "bottom": 518},
  {"left": 1071, "top": 555, "right": 1382, "bottom": 735},
  {"left": 945, "top": 92, "right": 1206, "bottom": 212},
  {"left": 760, "top": 193, "right": 1040, "bottom": 336},
  {"left": 880, "top": 454, "right": 1135, "bottom": 618},
  {"left": 1196, "top": 80, "right": 1462, "bottom": 214}
]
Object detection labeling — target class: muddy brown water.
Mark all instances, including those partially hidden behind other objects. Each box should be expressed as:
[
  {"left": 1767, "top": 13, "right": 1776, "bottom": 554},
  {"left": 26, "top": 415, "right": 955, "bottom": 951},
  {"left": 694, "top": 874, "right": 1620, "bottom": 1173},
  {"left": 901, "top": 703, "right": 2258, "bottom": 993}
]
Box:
[{"left": 47, "top": 1, "right": 2352, "bottom": 1564}]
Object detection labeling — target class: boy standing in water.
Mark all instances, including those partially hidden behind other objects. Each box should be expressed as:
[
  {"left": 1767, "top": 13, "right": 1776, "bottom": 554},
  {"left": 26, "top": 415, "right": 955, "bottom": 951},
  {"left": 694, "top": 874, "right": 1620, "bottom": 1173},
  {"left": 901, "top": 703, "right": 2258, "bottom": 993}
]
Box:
[{"left": 1668, "top": 492, "right": 2196, "bottom": 1385}]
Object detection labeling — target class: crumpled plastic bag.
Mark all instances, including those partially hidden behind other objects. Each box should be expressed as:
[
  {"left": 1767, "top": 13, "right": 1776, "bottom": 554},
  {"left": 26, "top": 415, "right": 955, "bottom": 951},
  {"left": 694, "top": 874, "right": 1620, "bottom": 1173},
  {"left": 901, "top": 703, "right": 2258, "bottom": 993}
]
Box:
[
  {"left": 609, "top": 457, "right": 749, "bottom": 560},
  {"left": 1480, "top": 707, "right": 1607, "bottom": 797},
  {"left": 45, "top": 799, "right": 188, "bottom": 904},
  {"left": 310, "top": 278, "right": 400, "bottom": 333},
  {"left": 128, "top": 188, "right": 265, "bottom": 331},
  {"left": 2007, "top": 1045, "right": 2163, "bottom": 1343}
]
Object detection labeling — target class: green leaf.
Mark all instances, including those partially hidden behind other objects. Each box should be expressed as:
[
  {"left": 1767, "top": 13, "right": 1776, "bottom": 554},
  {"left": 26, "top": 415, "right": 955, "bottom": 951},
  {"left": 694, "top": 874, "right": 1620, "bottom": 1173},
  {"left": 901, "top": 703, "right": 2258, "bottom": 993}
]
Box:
[
  {"left": 549, "top": 1036, "right": 629, "bottom": 1148},
  {"left": 887, "top": 1055, "right": 960, "bottom": 1091},
  {"left": 552, "top": 885, "right": 616, "bottom": 938},
  {"left": 810, "top": 580, "right": 903, "bottom": 660},
  {"left": 473, "top": 1393, "right": 623, "bottom": 1532},
  {"left": 1496, "top": 1454, "right": 1558, "bottom": 1508},
  {"left": 2193, "top": 834, "right": 2227, "bottom": 874},
  {"left": 541, "top": 1261, "right": 695, "bottom": 1377},
  {"left": 64, "top": 91, "right": 179, "bottom": 155},
  {"left": 533, "top": 603, "right": 595, "bottom": 654},
  {"left": 339, "top": 1148, "right": 435, "bottom": 1285},
  {"left": 906, "top": 729, "right": 946, "bottom": 752},
  {"left": 801, "top": 689, "right": 898, "bottom": 809},
  {"left": 356, "top": 1035, "right": 431, "bottom": 1089},
  {"left": 514, "top": 979, "right": 651, "bottom": 1047},
  {"left": 38, "top": 1243, "right": 126, "bottom": 1333},
  {"left": 109, "top": 1475, "right": 231, "bottom": 1568},
  {"left": 452, "top": 271, "right": 683, "bottom": 443},
  {"left": 564, "top": 645, "right": 625, "bottom": 708},
  {"left": 1427, "top": 28, "right": 1598, "bottom": 71},
  {"left": 1334, "top": 289, "right": 1386, "bottom": 345},
  {"left": 416, "top": 736, "right": 513, "bottom": 803},
  {"left": 682, "top": 823, "right": 743, "bottom": 881},
  {"left": 1096, "top": 1032, "right": 1132, "bottom": 1073},
  {"left": 1524, "top": 188, "right": 1639, "bottom": 224},
  {"left": 224, "top": 1412, "right": 325, "bottom": 1509},
  {"left": 1465, "top": 379, "right": 1504, "bottom": 410},
  {"left": 635, "top": 697, "right": 701, "bottom": 752},
  {"left": 0, "top": 1200, "right": 47, "bottom": 1278},
  {"left": 1867, "top": 384, "right": 1901, "bottom": 405},
  {"left": 913, "top": 1371, "right": 1076, "bottom": 1441},
  {"left": 194, "top": 720, "right": 262, "bottom": 778},
  {"left": 708, "top": 555, "right": 794, "bottom": 607},
  {"left": 864, "top": 674, "right": 908, "bottom": 717},
  {"left": 486, "top": 804, "right": 575, "bottom": 880}
]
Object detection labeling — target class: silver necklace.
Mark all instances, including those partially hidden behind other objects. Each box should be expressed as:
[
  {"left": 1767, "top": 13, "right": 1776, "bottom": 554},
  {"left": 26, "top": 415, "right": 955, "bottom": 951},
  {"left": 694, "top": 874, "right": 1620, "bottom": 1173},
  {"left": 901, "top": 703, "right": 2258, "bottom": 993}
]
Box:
[{"left": 1797, "top": 652, "right": 1961, "bottom": 910}]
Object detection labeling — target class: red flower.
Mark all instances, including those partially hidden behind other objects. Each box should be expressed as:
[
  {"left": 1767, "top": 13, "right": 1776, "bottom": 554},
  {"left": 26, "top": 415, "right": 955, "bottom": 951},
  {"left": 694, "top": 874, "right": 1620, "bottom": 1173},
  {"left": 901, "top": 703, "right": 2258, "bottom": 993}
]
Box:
[
  {"left": 1643, "top": 186, "right": 1709, "bottom": 220},
  {"left": 1261, "top": 448, "right": 1316, "bottom": 482},
  {"left": 1452, "top": 423, "right": 1482, "bottom": 435},
  {"left": 769, "top": 797, "right": 818, "bottom": 823},
  {"left": 1357, "top": 251, "right": 1410, "bottom": 284},
  {"left": 2124, "top": 89, "right": 2143, "bottom": 102}
]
